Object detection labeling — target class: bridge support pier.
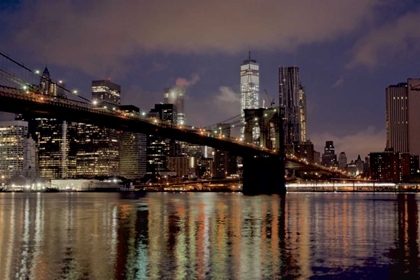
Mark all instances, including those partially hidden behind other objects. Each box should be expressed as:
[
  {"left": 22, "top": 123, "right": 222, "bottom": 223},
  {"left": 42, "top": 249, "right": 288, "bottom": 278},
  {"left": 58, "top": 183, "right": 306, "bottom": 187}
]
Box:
[{"left": 242, "top": 155, "right": 286, "bottom": 195}]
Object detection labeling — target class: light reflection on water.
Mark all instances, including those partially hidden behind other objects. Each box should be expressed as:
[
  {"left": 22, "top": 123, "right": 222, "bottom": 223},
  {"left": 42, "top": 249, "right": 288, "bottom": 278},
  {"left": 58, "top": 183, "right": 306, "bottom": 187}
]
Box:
[{"left": 0, "top": 192, "right": 419, "bottom": 279}]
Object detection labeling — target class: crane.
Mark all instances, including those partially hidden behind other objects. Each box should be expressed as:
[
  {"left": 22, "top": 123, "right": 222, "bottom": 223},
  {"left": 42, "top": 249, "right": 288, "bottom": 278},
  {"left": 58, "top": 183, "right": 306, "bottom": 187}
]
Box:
[{"left": 264, "top": 89, "right": 275, "bottom": 108}]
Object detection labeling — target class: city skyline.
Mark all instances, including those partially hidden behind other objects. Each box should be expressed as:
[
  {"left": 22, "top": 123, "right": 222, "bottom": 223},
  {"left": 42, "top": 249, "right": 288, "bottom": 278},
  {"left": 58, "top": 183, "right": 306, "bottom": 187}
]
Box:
[{"left": 1, "top": 1, "right": 420, "bottom": 160}]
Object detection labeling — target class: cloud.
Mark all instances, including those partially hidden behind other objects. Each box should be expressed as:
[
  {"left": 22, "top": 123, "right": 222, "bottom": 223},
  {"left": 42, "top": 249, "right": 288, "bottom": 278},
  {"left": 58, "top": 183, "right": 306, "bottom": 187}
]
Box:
[
  {"left": 310, "top": 126, "right": 385, "bottom": 161},
  {"left": 215, "top": 86, "right": 240, "bottom": 103},
  {"left": 143, "top": 61, "right": 169, "bottom": 77},
  {"left": 175, "top": 73, "right": 200, "bottom": 87},
  {"left": 4, "top": 0, "right": 381, "bottom": 76},
  {"left": 347, "top": 9, "right": 420, "bottom": 68},
  {"left": 331, "top": 77, "right": 344, "bottom": 88}
]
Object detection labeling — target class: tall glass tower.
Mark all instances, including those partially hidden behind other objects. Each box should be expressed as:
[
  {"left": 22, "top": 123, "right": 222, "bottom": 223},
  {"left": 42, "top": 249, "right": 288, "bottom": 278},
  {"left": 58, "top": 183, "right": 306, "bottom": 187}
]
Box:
[
  {"left": 240, "top": 52, "right": 260, "bottom": 140},
  {"left": 279, "top": 66, "right": 301, "bottom": 145}
]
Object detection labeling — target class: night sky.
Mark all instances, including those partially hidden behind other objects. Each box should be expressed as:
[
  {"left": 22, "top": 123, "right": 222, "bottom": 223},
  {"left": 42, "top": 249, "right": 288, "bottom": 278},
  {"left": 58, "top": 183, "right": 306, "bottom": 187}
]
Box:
[{"left": 1, "top": 0, "right": 420, "bottom": 161}]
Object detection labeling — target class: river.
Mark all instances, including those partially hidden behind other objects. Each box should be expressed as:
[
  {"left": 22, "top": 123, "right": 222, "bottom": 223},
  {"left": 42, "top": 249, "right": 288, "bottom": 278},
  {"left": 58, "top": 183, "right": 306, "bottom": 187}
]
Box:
[{"left": 0, "top": 192, "right": 418, "bottom": 279}]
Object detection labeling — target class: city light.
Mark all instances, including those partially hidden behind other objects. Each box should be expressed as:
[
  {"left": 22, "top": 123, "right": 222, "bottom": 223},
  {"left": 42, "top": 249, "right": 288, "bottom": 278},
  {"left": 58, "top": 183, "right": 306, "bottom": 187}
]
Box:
[{"left": 35, "top": 70, "right": 40, "bottom": 74}]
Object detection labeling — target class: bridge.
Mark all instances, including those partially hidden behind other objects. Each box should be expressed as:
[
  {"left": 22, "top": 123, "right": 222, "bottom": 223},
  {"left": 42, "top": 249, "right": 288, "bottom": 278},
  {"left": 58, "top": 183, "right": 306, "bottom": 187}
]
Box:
[{"left": 0, "top": 51, "right": 349, "bottom": 194}]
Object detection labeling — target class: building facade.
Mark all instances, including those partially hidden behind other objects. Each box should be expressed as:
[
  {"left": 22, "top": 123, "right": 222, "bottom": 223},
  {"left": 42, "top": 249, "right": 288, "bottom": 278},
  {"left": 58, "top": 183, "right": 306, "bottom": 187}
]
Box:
[
  {"left": 213, "top": 123, "right": 237, "bottom": 178},
  {"left": 146, "top": 104, "right": 177, "bottom": 175},
  {"left": 240, "top": 52, "right": 260, "bottom": 140},
  {"left": 338, "top": 152, "right": 347, "bottom": 170},
  {"left": 321, "top": 141, "right": 337, "bottom": 167},
  {"left": 279, "top": 66, "right": 302, "bottom": 146},
  {"left": 0, "top": 121, "right": 34, "bottom": 179},
  {"left": 31, "top": 118, "right": 69, "bottom": 179},
  {"left": 167, "top": 157, "right": 190, "bottom": 177},
  {"left": 119, "top": 106, "right": 147, "bottom": 180},
  {"left": 286, "top": 140, "right": 315, "bottom": 163},
  {"left": 386, "top": 83, "right": 408, "bottom": 153},
  {"left": 69, "top": 80, "right": 122, "bottom": 178},
  {"left": 299, "top": 84, "right": 307, "bottom": 142},
  {"left": 408, "top": 78, "right": 420, "bottom": 157},
  {"left": 92, "top": 80, "right": 121, "bottom": 107},
  {"left": 369, "top": 150, "right": 410, "bottom": 182}
]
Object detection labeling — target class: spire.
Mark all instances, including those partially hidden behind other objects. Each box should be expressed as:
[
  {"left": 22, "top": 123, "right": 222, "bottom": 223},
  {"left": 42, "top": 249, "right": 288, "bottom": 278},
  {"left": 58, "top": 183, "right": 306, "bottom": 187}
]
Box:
[
  {"left": 249, "top": 49, "right": 251, "bottom": 61},
  {"left": 42, "top": 67, "right": 50, "bottom": 78}
]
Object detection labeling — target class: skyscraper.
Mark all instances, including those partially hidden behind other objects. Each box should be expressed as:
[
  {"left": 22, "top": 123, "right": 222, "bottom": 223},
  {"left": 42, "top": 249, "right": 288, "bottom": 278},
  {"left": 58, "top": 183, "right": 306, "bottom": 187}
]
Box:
[
  {"left": 164, "top": 86, "right": 185, "bottom": 125},
  {"left": 408, "top": 78, "right": 420, "bottom": 156},
  {"left": 70, "top": 80, "right": 122, "bottom": 178},
  {"left": 0, "top": 121, "right": 34, "bottom": 179},
  {"left": 386, "top": 83, "right": 408, "bottom": 152},
  {"left": 338, "top": 152, "right": 347, "bottom": 170},
  {"left": 119, "top": 106, "right": 147, "bottom": 179},
  {"left": 299, "top": 84, "right": 307, "bottom": 142},
  {"left": 321, "top": 141, "right": 337, "bottom": 167},
  {"left": 279, "top": 66, "right": 301, "bottom": 146},
  {"left": 146, "top": 104, "right": 177, "bottom": 175},
  {"left": 240, "top": 52, "right": 259, "bottom": 140}
]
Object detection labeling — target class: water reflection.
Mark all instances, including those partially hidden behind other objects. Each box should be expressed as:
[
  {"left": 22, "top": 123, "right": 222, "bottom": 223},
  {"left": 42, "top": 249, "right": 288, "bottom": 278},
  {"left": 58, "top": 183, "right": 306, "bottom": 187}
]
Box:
[{"left": 0, "top": 193, "right": 419, "bottom": 279}]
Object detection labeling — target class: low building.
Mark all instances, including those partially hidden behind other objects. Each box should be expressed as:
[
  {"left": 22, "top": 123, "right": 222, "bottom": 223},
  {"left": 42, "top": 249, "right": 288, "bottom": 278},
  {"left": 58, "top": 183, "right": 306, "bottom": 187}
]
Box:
[
  {"left": 167, "top": 156, "right": 190, "bottom": 177},
  {"left": 369, "top": 150, "right": 410, "bottom": 182}
]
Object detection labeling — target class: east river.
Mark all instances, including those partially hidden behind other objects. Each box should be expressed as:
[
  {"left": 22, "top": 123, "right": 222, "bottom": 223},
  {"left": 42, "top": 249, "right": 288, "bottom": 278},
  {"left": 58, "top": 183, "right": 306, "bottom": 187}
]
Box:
[{"left": 0, "top": 192, "right": 419, "bottom": 279}]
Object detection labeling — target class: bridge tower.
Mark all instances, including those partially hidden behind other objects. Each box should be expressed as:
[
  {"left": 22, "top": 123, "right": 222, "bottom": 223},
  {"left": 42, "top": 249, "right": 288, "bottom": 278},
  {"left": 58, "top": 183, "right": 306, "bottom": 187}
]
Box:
[{"left": 242, "top": 108, "right": 286, "bottom": 194}]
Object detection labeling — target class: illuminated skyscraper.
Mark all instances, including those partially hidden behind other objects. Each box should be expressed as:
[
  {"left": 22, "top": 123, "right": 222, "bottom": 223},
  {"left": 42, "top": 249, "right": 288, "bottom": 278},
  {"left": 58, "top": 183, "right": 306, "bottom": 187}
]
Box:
[
  {"left": 68, "top": 80, "right": 122, "bottom": 178},
  {"left": 279, "top": 66, "right": 304, "bottom": 145},
  {"left": 0, "top": 121, "right": 34, "bottom": 179},
  {"left": 119, "top": 106, "right": 147, "bottom": 179},
  {"left": 240, "top": 52, "right": 259, "bottom": 140},
  {"left": 299, "top": 84, "right": 307, "bottom": 142},
  {"left": 164, "top": 86, "right": 185, "bottom": 125}
]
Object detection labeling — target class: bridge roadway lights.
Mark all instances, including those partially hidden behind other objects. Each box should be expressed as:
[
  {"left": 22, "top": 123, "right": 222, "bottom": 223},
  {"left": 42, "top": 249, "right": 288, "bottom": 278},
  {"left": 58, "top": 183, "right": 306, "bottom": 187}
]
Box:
[{"left": 242, "top": 154, "right": 286, "bottom": 195}]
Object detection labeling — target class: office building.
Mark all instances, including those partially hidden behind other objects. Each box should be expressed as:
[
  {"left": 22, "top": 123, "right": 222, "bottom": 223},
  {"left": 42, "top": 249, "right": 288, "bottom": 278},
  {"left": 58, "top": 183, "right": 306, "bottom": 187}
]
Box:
[
  {"left": 149, "top": 104, "right": 178, "bottom": 125},
  {"left": 0, "top": 121, "right": 35, "bottom": 179},
  {"left": 321, "top": 141, "right": 337, "bottom": 167},
  {"left": 146, "top": 104, "right": 177, "bottom": 175},
  {"left": 286, "top": 140, "right": 315, "bottom": 163},
  {"left": 30, "top": 118, "right": 70, "bottom": 179},
  {"left": 386, "top": 83, "right": 408, "bottom": 152},
  {"left": 338, "top": 152, "right": 347, "bottom": 170},
  {"left": 408, "top": 78, "right": 420, "bottom": 157},
  {"left": 213, "top": 123, "right": 237, "bottom": 178},
  {"left": 240, "top": 52, "right": 260, "bottom": 140},
  {"left": 164, "top": 87, "right": 185, "bottom": 125},
  {"left": 369, "top": 150, "right": 410, "bottom": 182},
  {"left": 69, "top": 80, "right": 122, "bottom": 178},
  {"left": 92, "top": 80, "right": 121, "bottom": 108},
  {"left": 299, "top": 84, "right": 307, "bottom": 142},
  {"left": 279, "top": 66, "right": 307, "bottom": 145},
  {"left": 71, "top": 123, "right": 120, "bottom": 178},
  {"left": 313, "top": 151, "right": 321, "bottom": 164},
  {"left": 119, "top": 106, "right": 147, "bottom": 180},
  {"left": 167, "top": 157, "right": 190, "bottom": 177}
]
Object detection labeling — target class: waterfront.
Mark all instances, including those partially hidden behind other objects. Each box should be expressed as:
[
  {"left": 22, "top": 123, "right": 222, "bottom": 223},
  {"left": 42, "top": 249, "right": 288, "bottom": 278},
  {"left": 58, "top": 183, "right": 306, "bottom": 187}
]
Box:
[{"left": 0, "top": 192, "right": 419, "bottom": 279}]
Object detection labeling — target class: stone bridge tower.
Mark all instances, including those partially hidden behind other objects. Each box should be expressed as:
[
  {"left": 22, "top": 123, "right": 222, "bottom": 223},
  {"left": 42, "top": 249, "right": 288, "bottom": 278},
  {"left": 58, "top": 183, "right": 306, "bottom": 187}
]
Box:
[{"left": 242, "top": 107, "right": 285, "bottom": 194}]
